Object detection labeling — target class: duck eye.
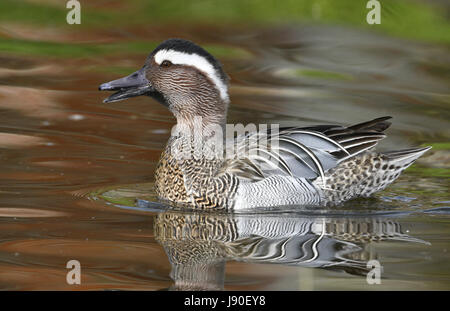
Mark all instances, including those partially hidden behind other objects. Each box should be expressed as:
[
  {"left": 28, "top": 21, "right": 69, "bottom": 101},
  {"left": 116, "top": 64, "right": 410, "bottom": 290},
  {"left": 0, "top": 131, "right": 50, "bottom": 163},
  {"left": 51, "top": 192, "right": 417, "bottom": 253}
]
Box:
[{"left": 161, "top": 60, "right": 172, "bottom": 68}]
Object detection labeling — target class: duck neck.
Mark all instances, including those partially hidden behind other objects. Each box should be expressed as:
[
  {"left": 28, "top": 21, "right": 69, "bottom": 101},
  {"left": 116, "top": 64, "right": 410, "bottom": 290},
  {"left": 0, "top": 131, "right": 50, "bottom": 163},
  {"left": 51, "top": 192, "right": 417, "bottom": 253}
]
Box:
[
  {"left": 175, "top": 115, "right": 226, "bottom": 136},
  {"left": 169, "top": 95, "right": 228, "bottom": 135},
  {"left": 169, "top": 115, "right": 226, "bottom": 164}
]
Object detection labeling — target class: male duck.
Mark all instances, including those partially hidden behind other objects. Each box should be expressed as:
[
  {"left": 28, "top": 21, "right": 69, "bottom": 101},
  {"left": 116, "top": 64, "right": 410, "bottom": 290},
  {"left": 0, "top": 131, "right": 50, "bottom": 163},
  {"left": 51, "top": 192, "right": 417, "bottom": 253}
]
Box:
[{"left": 99, "top": 38, "right": 430, "bottom": 211}]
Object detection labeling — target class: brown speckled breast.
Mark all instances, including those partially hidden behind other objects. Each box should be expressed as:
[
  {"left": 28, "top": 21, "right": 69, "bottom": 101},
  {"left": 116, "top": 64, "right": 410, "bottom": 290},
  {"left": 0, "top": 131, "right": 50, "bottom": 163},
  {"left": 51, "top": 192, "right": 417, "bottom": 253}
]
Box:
[
  {"left": 154, "top": 137, "right": 239, "bottom": 210},
  {"left": 154, "top": 142, "right": 190, "bottom": 204}
]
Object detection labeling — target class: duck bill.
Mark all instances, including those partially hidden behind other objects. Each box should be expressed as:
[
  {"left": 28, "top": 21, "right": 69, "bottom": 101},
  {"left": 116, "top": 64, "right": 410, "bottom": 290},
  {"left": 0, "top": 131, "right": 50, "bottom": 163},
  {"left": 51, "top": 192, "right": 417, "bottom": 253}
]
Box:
[{"left": 99, "top": 68, "right": 153, "bottom": 103}]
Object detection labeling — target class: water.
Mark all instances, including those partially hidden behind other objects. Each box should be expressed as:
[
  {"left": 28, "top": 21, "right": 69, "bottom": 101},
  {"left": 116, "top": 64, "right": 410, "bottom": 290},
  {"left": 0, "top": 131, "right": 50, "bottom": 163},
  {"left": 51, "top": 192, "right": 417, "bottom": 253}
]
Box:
[{"left": 0, "top": 15, "right": 449, "bottom": 289}]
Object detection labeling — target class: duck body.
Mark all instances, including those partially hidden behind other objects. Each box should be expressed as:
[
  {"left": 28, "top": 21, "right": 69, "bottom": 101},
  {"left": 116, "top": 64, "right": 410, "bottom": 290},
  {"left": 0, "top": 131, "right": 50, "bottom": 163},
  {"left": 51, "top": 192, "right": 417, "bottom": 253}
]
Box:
[
  {"left": 154, "top": 117, "right": 429, "bottom": 211},
  {"left": 99, "top": 38, "right": 430, "bottom": 211}
]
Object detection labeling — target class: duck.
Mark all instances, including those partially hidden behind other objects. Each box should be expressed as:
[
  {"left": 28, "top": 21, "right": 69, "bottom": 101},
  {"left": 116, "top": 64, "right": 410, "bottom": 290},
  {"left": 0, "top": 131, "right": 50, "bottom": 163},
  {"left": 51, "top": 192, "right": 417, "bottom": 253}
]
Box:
[{"left": 99, "top": 38, "right": 431, "bottom": 211}]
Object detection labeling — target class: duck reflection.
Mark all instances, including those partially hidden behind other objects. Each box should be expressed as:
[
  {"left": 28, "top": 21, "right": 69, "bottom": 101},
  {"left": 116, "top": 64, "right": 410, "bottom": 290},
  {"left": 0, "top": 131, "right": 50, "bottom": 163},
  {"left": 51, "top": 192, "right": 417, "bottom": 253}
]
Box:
[{"left": 154, "top": 211, "right": 426, "bottom": 290}]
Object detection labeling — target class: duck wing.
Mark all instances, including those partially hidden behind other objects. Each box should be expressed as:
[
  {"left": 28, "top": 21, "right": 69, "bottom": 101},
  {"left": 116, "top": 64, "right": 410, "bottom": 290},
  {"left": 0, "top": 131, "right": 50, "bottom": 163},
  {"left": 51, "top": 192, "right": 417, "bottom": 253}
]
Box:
[
  {"left": 299, "top": 116, "right": 392, "bottom": 158},
  {"left": 220, "top": 116, "right": 392, "bottom": 181}
]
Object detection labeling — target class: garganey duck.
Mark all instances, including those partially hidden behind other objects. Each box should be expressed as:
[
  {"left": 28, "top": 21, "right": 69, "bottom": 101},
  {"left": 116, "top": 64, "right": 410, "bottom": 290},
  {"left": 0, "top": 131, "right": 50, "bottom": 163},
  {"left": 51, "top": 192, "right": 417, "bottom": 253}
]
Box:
[{"left": 99, "top": 38, "right": 431, "bottom": 211}]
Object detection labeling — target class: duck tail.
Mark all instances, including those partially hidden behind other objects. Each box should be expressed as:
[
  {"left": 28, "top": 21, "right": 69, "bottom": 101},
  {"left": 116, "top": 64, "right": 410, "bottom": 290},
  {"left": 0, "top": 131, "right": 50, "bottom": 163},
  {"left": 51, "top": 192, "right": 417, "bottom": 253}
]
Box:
[
  {"left": 319, "top": 146, "right": 431, "bottom": 204},
  {"left": 361, "top": 146, "right": 432, "bottom": 196},
  {"left": 382, "top": 146, "right": 431, "bottom": 169}
]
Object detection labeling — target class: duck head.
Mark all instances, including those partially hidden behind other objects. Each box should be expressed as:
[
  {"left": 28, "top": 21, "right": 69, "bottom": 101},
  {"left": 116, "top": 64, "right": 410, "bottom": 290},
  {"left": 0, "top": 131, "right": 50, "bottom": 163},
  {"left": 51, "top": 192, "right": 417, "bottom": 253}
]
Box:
[{"left": 99, "top": 38, "right": 230, "bottom": 125}]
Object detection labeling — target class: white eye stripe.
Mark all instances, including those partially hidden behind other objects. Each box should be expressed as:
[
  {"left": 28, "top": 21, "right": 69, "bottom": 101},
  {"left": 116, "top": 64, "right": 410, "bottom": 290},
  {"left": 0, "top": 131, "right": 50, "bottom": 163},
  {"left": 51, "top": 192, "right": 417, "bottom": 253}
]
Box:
[{"left": 154, "top": 49, "right": 229, "bottom": 103}]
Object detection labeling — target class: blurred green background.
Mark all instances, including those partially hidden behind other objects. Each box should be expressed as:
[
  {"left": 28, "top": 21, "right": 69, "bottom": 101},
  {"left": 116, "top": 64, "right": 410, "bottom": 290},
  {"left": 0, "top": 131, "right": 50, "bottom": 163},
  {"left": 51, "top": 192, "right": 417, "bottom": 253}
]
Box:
[{"left": 0, "top": 0, "right": 449, "bottom": 58}]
